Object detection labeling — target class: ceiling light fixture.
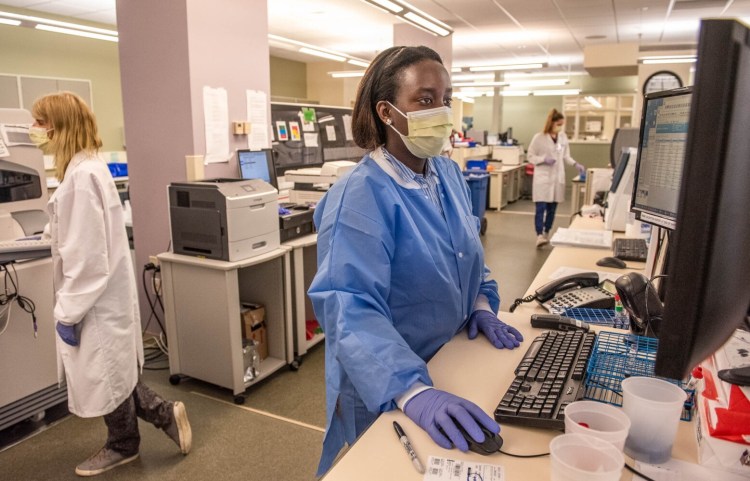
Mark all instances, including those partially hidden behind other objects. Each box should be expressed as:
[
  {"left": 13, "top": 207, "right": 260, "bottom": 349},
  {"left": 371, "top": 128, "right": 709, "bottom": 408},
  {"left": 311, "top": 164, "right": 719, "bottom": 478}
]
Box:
[
  {"left": 0, "top": 10, "right": 117, "bottom": 36},
  {"left": 469, "top": 63, "right": 546, "bottom": 72},
  {"left": 584, "top": 96, "right": 603, "bottom": 108},
  {"left": 299, "top": 47, "right": 346, "bottom": 62},
  {"left": 451, "top": 73, "right": 494, "bottom": 82},
  {"left": 500, "top": 91, "right": 531, "bottom": 97},
  {"left": 639, "top": 54, "right": 696, "bottom": 65},
  {"left": 532, "top": 89, "right": 581, "bottom": 96},
  {"left": 507, "top": 79, "right": 569, "bottom": 87},
  {"left": 360, "top": 0, "right": 453, "bottom": 37},
  {"left": 0, "top": 18, "right": 21, "bottom": 26},
  {"left": 328, "top": 70, "right": 366, "bottom": 78},
  {"left": 452, "top": 81, "right": 508, "bottom": 88},
  {"left": 35, "top": 24, "right": 118, "bottom": 42}
]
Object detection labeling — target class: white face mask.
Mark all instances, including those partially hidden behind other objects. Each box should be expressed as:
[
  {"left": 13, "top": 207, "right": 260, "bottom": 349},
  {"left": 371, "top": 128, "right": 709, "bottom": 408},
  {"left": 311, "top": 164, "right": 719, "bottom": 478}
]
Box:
[
  {"left": 552, "top": 124, "right": 563, "bottom": 134},
  {"left": 29, "top": 126, "right": 52, "bottom": 148},
  {"left": 387, "top": 102, "right": 453, "bottom": 159}
]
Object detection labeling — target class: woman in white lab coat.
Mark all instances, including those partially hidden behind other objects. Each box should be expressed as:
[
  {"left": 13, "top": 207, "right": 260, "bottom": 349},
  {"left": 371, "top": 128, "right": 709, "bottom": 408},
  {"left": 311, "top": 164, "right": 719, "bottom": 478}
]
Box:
[
  {"left": 527, "top": 108, "right": 585, "bottom": 247},
  {"left": 30, "top": 92, "right": 192, "bottom": 477}
]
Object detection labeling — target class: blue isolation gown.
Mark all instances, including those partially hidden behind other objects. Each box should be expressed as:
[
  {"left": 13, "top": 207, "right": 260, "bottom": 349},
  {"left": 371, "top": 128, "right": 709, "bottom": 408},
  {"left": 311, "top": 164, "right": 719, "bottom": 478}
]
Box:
[{"left": 308, "top": 147, "right": 500, "bottom": 474}]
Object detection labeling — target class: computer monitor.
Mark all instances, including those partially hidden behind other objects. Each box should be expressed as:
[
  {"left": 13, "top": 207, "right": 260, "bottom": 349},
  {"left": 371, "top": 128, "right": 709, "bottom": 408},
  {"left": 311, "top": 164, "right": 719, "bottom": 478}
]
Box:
[
  {"left": 609, "top": 149, "right": 631, "bottom": 193},
  {"left": 653, "top": 19, "right": 750, "bottom": 380},
  {"left": 609, "top": 128, "right": 639, "bottom": 169},
  {"left": 237, "top": 149, "right": 277, "bottom": 189},
  {"left": 630, "top": 87, "right": 692, "bottom": 230}
]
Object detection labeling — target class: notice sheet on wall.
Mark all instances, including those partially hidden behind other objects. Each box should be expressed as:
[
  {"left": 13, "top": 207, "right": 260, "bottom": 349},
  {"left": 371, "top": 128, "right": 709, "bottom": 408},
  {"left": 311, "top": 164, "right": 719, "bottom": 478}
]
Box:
[
  {"left": 246, "top": 89, "right": 270, "bottom": 150},
  {"left": 202, "top": 86, "right": 230, "bottom": 164}
]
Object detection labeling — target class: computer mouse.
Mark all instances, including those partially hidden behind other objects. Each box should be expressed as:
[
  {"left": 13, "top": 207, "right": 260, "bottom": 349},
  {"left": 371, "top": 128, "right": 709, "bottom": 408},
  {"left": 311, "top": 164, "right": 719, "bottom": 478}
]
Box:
[
  {"left": 596, "top": 256, "right": 627, "bottom": 269},
  {"left": 439, "top": 422, "right": 504, "bottom": 455}
]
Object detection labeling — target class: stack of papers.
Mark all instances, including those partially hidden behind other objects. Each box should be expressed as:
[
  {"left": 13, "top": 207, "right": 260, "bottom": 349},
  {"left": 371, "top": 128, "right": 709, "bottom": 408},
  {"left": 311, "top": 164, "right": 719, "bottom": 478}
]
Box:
[{"left": 550, "top": 228, "right": 613, "bottom": 249}]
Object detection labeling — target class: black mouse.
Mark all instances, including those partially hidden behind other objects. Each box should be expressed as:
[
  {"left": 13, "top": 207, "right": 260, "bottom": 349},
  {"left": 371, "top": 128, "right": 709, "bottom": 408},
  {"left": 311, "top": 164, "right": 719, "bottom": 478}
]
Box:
[
  {"left": 439, "top": 422, "right": 504, "bottom": 455},
  {"left": 596, "top": 256, "right": 627, "bottom": 269}
]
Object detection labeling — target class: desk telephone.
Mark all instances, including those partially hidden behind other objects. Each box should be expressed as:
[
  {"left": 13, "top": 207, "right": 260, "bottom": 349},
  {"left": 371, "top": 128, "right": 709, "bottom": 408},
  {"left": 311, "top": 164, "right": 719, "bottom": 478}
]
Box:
[{"left": 510, "top": 272, "right": 616, "bottom": 312}]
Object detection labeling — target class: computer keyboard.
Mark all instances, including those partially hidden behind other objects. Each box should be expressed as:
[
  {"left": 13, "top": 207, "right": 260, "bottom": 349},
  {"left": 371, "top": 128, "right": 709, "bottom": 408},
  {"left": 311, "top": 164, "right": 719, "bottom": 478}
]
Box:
[
  {"left": 612, "top": 238, "right": 648, "bottom": 262},
  {"left": 0, "top": 238, "right": 51, "bottom": 262},
  {"left": 494, "top": 330, "right": 597, "bottom": 430}
]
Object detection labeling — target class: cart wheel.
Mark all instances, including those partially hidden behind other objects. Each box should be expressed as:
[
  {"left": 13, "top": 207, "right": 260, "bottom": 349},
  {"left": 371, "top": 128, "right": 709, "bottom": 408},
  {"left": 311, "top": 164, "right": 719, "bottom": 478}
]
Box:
[
  {"left": 233, "top": 395, "right": 246, "bottom": 405},
  {"left": 290, "top": 358, "right": 301, "bottom": 371},
  {"left": 480, "top": 217, "right": 488, "bottom": 235},
  {"left": 169, "top": 375, "right": 181, "bottom": 385}
]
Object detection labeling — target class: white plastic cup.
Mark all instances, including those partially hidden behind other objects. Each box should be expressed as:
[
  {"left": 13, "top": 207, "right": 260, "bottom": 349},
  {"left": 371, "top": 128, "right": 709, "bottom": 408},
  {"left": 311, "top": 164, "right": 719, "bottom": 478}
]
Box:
[
  {"left": 621, "top": 376, "right": 687, "bottom": 464},
  {"left": 550, "top": 433, "right": 624, "bottom": 481},
  {"left": 564, "top": 400, "right": 631, "bottom": 451}
]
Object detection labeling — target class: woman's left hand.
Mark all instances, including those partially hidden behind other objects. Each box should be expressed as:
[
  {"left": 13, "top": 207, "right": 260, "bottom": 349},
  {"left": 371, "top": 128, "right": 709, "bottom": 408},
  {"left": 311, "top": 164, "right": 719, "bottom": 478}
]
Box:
[{"left": 467, "top": 310, "right": 523, "bottom": 349}]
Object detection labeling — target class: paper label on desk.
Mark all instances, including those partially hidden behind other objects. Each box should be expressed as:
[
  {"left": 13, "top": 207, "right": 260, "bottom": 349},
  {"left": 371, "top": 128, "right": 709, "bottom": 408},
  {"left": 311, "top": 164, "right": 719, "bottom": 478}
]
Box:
[
  {"left": 423, "top": 456, "right": 505, "bottom": 481},
  {"left": 634, "top": 458, "right": 748, "bottom": 481}
]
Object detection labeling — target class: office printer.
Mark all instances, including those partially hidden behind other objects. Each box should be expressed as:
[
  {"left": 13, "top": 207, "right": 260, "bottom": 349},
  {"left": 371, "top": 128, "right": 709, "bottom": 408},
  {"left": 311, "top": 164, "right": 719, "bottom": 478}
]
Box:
[
  {"left": 168, "top": 178, "right": 279, "bottom": 262},
  {"left": 284, "top": 160, "right": 355, "bottom": 204}
]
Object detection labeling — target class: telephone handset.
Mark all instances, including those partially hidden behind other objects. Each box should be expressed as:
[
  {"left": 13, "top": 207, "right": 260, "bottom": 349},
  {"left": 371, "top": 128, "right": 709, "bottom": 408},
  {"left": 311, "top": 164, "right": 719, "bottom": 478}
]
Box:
[
  {"left": 536, "top": 272, "right": 616, "bottom": 312},
  {"left": 509, "top": 272, "right": 616, "bottom": 312}
]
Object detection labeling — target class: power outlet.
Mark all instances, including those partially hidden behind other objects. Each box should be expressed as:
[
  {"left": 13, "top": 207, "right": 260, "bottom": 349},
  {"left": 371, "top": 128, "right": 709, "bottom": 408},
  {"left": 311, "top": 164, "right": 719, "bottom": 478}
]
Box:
[
  {"left": 153, "top": 277, "right": 162, "bottom": 294},
  {"left": 149, "top": 255, "right": 160, "bottom": 267}
]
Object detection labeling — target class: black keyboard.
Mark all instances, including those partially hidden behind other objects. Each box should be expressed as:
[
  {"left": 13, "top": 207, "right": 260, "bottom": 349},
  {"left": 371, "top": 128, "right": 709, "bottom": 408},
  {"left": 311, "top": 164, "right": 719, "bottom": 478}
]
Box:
[
  {"left": 612, "top": 238, "right": 648, "bottom": 262},
  {"left": 495, "top": 330, "right": 597, "bottom": 430}
]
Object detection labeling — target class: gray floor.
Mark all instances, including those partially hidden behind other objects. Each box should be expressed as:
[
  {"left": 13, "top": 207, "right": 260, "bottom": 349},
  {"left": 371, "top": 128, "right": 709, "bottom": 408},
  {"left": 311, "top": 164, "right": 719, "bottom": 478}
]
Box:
[{"left": 0, "top": 197, "right": 572, "bottom": 481}]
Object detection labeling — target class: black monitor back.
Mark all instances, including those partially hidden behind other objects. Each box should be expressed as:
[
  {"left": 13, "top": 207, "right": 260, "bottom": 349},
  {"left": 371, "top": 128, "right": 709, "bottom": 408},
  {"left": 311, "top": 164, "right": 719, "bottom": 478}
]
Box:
[{"left": 655, "top": 19, "right": 750, "bottom": 379}]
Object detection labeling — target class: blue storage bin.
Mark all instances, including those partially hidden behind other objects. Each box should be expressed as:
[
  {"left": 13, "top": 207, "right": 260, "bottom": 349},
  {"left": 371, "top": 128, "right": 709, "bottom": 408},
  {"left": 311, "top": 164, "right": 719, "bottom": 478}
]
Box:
[
  {"left": 462, "top": 171, "right": 489, "bottom": 234},
  {"left": 465, "top": 159, "right": 489, "bottom": 171},
  {"left": 107, "top": 162, "right": 128, "bottom": 178}
]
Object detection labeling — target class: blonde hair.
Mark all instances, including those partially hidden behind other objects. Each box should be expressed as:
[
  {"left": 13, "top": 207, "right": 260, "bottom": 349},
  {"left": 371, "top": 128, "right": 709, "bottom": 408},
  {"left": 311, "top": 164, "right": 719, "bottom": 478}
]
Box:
[
  {"left": 31, "top": 92, "right": 102, "bottom": 181},
  {"left": 543, "top": 108, "right": 565, "bottom": 135}
]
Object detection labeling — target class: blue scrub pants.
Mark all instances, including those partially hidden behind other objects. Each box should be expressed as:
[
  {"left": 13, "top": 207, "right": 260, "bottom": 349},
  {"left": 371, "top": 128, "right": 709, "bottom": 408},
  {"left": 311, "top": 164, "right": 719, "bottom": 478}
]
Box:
[{"left": 535, "top": 202, "right": 558, "bottom": 235}]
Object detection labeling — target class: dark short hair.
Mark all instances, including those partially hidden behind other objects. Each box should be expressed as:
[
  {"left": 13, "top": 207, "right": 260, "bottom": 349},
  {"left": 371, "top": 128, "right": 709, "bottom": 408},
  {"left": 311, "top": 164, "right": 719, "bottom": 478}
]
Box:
[{"left": 352, "top": 46, "right": 443, "bottom": 150}]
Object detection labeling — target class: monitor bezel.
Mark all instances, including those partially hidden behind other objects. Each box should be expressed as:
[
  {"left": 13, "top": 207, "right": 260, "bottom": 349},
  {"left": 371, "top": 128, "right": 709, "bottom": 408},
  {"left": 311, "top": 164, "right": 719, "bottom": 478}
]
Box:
[
  {"left": 236, "top": 148, "right": 277, "bottom": 189},
  {"left": 630, "top": 86, "right": 692, "bottom": 231}
]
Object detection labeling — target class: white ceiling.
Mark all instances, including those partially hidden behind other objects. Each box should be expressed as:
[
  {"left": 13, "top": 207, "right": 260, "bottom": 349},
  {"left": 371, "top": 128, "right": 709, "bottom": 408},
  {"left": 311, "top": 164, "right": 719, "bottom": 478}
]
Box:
[{"left": 2, "top": 0, "right": 750, "bottom": 72}]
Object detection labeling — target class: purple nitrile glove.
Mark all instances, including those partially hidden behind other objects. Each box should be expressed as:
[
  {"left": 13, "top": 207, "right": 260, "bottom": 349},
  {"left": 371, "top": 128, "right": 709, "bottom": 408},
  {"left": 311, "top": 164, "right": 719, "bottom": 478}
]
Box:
[
  {"left": 403, "top": 389, "right": 500, "bottom": 451},
  {"left": 467, "top": 310, "right": 524, "bottom": 349},
  {"left": 543, "top": 156, "right": 556, "bottom": 166},
  {"left": 56, "top": 321, "right": 79, "bottom": 347},
  {"left": 575, "top": 162, "right": 586, "bottom": 176}
]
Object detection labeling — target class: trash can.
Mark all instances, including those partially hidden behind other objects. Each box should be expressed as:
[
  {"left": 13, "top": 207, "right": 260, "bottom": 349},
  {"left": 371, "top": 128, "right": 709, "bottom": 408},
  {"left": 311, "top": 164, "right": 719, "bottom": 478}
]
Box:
[{"left": 463, "top": 171, "right": 489, "bottom": 235}]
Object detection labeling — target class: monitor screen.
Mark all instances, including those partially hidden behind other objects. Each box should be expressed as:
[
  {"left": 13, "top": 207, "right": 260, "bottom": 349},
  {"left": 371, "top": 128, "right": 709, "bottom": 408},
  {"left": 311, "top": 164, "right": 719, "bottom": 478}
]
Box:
[
  {"left": 654, "top": 19, "right": 750, "bottom": 380},
  {"left": 237, "top": 149, "right": 277, "bottom": 189},
  {"left": 609, "top": 150, "right": 631, "bottom": 193},
  {"left": 630, "top": 88, "right": 692, "bottom": 230}
]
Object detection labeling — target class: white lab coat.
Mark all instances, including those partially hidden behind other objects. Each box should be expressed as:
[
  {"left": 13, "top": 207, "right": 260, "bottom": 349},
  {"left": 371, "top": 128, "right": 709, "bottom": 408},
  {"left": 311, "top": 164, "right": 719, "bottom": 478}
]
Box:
[
  {"left": 527, "top": 131, "right": 577, "bottom": 202},
  {"left": 47, "top": 151, "right": 144, "bottom": 418}
]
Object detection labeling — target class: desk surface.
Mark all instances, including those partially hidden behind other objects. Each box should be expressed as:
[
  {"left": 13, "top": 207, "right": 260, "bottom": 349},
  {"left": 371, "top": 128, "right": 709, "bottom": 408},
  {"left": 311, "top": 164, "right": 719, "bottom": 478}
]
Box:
[{"left": 322, "top": 216, "right": 698, "bottom": 481}]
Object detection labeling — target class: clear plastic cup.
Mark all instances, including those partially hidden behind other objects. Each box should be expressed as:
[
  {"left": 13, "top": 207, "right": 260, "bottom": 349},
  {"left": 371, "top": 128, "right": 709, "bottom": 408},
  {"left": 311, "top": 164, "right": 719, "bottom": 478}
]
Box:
[
  {"left": 621, "top": 376, "right": 687, "bottom": 464},
  {"left": 550, "top": 433, "right": 624, "bottom": 481},
  {"left": 564, "top": 400, "right": 631, "bottom": 451}
]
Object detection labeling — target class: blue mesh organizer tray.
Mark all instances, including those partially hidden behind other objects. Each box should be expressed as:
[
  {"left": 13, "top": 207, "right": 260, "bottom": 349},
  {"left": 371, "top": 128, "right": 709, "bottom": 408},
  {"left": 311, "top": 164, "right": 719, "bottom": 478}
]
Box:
[
  {"left": 583, "top": 331, "right": 695, "bottom": 421},
  {"left": 562, "top": 307, "right": 630, "bottom": 330}
]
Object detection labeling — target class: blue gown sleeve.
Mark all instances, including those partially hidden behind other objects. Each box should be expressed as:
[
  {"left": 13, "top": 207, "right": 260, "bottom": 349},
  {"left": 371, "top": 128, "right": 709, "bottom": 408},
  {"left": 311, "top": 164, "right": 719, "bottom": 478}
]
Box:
[{"left": 309, "top": 204, "right": 432, "bottom": 413}]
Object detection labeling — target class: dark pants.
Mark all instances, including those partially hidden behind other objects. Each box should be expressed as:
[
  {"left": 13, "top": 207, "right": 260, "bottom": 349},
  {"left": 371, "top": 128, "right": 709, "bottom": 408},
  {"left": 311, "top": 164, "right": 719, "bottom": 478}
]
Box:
[
  {"left": 103, "top": 381, "right": 172, "bottom": 455},
  {"left": 535, "top": 202, "right": 558, "bottom": 235}
]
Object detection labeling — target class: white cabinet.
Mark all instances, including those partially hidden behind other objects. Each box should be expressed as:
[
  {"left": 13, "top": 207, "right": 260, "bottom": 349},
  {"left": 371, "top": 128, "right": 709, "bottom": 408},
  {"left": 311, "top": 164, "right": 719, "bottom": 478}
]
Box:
[
  {"left": 563, "top": 94, "right": 636, "bottom": 142},
  {"left": 158, "top": 248, "right": 294, "bottom": 404}
]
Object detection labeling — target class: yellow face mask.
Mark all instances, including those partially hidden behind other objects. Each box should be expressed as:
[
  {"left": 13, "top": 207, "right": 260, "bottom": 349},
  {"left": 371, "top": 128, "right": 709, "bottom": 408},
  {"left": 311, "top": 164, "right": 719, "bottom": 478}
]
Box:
[
  {"left": 387, "top": 102, "right": 453, "bottom": 158},
  {"left": 29, "top": 126, "right": 52, "bottom": 148}
]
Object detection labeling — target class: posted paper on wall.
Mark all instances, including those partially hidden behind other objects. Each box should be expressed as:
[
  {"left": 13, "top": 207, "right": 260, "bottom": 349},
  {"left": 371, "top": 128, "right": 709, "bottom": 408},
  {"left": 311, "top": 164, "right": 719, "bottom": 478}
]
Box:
[
  {"left": 246, "top": 89, "right": 270, "bottom": 150},
  {"left": 423, "top": 456, "right": 505, "bottom": 481},
  {"left": 202, "top": 86, "right": 230, "bottom": 164}
]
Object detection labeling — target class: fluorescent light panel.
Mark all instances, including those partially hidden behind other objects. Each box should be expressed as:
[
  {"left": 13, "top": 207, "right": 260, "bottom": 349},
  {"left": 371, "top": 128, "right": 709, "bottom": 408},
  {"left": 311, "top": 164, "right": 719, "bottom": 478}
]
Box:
[
  {"left": 299, "top": 47, "right": 346, "bottom": 62},
  {"left": 641, "top": 58, "right": 696, "bottom": 64},
  {"left": 403, "top": 11, "right": 450, "bottom": 36},
  {"left": 469, "top": 63, "right": 545, "bottom": 72},
  {"left": 0, "top": 18, "right": 20, "bottom": 26},
  {"left": 507, "top": 79, "right": 569, "bottom": 87},
  {"left": 0, "top": 10, "right": 117, "bottom": 36},
  {"left": 500, "top": 91, "right": 531, "bottom": 97},
  {"left": 360, "top": 0, "right": 452, "bottom": 37},
  {"left": 451, "top": 73, "right": 494, "bottom": 81},
  {"left": 329, "top": 71, "right": 366, "bottom": 78},
  {"left": 35, "top": 24, "right": 118, "bottom": 42},
  {"left": 452, "top": 81, "right": 508, "bottom": 87},
  {"left": 533, "top": 89, "right": 581, "bottom": 96},
  {"left": 367, "top": 0, "right": 403, "bottom": 13}
]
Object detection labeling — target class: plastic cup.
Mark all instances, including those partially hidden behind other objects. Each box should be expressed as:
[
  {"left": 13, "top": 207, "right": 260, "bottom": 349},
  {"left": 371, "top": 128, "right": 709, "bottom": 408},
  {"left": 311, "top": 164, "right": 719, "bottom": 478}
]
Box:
[
  {"left": 550, "top": 433, "right": 624, "bottom": 481},
  {"left": 621, "top": 376, "right": 687, "bottom": 464},
  {"left": 564, "top": 400, "right": 631, "bottom": 451}
]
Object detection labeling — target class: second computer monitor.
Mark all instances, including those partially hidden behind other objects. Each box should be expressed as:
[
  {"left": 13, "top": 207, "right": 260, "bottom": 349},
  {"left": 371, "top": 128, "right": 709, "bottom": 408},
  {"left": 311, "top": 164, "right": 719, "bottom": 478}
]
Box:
[
  {"left": 630, "top": 87, "right": 692, "bottom": 230},
  {"left": 237, "top": 149, "right": 277, "bottom": 189}
]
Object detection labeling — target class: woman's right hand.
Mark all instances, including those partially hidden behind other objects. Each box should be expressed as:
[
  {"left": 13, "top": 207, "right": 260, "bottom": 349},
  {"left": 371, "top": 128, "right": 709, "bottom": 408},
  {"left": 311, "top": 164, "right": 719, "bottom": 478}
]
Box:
[
  {"left": 543, "top": 156, "right": 556, "bottom": 166},
  {"left": 403, "top": 388, "right": 500, "bottom": 451}
]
